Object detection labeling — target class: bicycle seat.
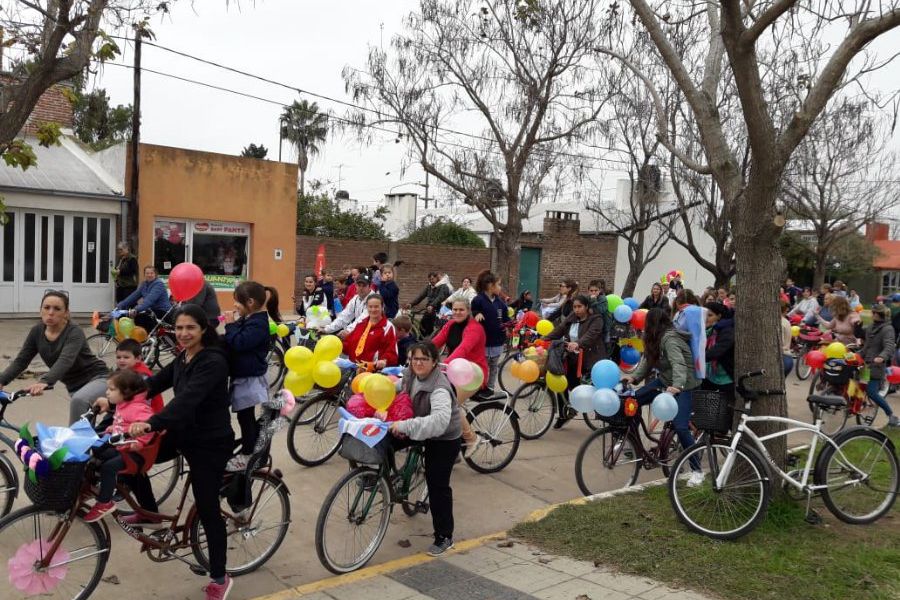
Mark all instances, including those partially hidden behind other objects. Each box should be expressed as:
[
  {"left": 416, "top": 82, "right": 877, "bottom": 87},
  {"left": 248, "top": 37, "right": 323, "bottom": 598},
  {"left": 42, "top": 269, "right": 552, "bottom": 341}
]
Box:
[
  {"left": 470, "top": 389, "right": 506, "bottom": 402},
  {"left": 807, "top": 394, "right": 846, "bottom": 408}
]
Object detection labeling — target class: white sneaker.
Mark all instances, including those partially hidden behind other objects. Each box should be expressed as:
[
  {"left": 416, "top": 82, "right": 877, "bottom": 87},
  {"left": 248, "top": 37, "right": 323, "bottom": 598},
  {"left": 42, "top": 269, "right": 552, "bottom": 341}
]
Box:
[
  {"left": 225, "top": 454, "right": 250, "bottom": 472},
  {"left": 686, "top": 471, "right": 706, "bottom": 488}
]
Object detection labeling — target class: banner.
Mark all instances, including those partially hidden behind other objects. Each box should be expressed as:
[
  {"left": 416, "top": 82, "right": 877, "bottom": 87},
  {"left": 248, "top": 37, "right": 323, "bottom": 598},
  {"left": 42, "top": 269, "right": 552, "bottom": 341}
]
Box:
[{"left": 314, "top": 244, "right": 326, "bottom": 275}]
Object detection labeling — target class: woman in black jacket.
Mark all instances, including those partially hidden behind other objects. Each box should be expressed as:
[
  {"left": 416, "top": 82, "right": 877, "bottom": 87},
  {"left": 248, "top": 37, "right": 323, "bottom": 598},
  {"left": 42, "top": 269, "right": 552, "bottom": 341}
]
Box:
[
  {"left": 129, "top": 304, "right": 235, "bottom": 599},
  {"left": 639, "top": 282, "right": 669, "bottom": 311},
  {"left": 702, "top": 302, "right": 735, "bottom": 400}
]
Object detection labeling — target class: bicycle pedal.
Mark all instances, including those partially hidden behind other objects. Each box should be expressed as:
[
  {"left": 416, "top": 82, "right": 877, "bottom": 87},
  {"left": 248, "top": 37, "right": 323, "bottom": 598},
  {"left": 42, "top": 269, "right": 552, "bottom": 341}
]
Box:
[
  {"left": 189, "top": 565, "right": 208, "bottom": 576},
  {"left": 804, "top": 509, "right": 823, "bottom": 526}
]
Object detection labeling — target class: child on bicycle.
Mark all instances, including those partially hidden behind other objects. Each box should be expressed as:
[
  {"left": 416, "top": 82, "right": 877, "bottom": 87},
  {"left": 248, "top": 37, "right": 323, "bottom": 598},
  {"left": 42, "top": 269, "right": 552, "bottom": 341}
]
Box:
[
  {"left": 114, "top": 339, "right": 164, "bottom": 413},
  {"left": 223, "top": 281, "right": 271, "bottom": 472},
  {"left": 84, "top": 370, "right": 156, "bottom": 522}
]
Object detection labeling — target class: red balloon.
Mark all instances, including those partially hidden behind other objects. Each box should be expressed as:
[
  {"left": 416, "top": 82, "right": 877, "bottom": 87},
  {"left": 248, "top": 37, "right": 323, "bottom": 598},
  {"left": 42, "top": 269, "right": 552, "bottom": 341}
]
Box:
[
  {"left": 805, "top": 350, "right": 826, "bottom": 370},
  {"left": 887, "top": 367, "right": 900, "bottom": 385},
  {"left": 169, "top": 262, "right": 205, "bottom": 301},
  {"left": 631, "top": 309, "right": 647, "bottom": 330},
  {"left": 524, "top": 311, "right": 540, "bottom": 328}
]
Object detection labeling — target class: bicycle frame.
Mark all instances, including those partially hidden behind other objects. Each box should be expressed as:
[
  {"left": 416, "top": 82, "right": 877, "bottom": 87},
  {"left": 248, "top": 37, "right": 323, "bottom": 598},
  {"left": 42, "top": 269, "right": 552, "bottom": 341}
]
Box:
[{"left": 349, "top": 446, "right": 423, "bottom": 520}]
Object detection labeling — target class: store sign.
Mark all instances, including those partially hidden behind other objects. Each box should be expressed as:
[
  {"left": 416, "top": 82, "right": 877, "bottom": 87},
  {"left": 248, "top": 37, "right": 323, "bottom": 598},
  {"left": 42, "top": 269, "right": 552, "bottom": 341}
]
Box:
[
  {"left": 193, "top": 221, "right": 249, "bottom": 235},
  {"left": 159, "top": 274, "right": 244, "bottom": 291}
]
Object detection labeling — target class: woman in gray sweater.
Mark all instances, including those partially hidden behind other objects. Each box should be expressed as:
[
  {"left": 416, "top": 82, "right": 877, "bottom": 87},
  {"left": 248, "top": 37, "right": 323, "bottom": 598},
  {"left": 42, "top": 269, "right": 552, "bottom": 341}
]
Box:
[{"left": 0, "top": 291, "right": 109, "bottom": 423}]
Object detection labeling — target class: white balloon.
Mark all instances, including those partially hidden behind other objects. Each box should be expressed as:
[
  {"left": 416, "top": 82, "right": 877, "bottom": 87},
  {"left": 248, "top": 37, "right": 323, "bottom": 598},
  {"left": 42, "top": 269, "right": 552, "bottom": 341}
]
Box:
[
  {"left": 570, "top": 385, "right": 597, "bottom": 413},
  {"left": 592, "top": 388, "right": 620, "bottom": 417},
  {"left": 652, "top": 392, "right": 679, "bottom": 422}
]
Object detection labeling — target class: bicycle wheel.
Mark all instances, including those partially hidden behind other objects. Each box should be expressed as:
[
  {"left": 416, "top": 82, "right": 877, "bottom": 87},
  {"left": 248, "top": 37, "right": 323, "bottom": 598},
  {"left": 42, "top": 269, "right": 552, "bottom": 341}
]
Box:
[
  {"left": 0, "top": 505, "right": 109, "bottom": 600},
  {"left": 854, "top": 397, "right": 880, "bottom": 427},
  {"left": 574, "top": 426, "right": 640, "bottom": 496},
  {"left": 286, "top": 395, "right": 342, "bottom": 467},
  {"left": 498, "top": 353, "right": 520, "bottom": 394},
  {"left": 464, "top": 402, "right": 520, "bottom": 474},
  {"left": 669, "top": 440, "right": 770, "bottom": 540},
  {"left": 267, "top": 344, "right": 287, "bottom": 391},
  {"left": 85, "top": 333, "right": 117, "bottom": 369},
  {"left": 511, "top": 382, "right": 555, "bottom": 440},
  {"left": 796, "top": 350, "right": 812, "bottom": 380},
  {"left": 807, "top": 373, "right": 849, "bottom": 436},
  {"left": 191, "top": 471, "right": 291, "bottom": 576},
  {"left": 0, "top": 452, "right": 18, "bottom": 517},
  {"left": 816, "top": 429, "right": 899, "bottom": 525},
  {"left": 315, "top": 467, "right": 392, "bottom": 574},
  {"left": 400, "top": 455, "right": 429, "bottom": 517}
]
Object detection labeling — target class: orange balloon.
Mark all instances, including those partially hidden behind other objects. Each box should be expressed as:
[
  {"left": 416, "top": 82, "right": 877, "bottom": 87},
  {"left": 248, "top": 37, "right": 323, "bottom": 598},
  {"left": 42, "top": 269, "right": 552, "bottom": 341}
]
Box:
[
  {"left": 130, "top": 326, "right": 149, "bottom": 343},
  {"left": 351, "top": 372, "right": 372, "bottom": 395},
  {"left": 509, "top": 360, "right": 521, "bottom": 380},
  {"left": 519, "top": 360, "right": 540, "bottom": 383}
]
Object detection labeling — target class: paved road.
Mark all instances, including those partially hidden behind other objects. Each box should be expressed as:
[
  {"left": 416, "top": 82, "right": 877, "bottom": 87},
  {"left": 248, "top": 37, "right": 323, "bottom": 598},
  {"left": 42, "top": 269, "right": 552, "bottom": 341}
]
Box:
[{"left": 0, "top": 319, "right": 894, "bottom": 599}]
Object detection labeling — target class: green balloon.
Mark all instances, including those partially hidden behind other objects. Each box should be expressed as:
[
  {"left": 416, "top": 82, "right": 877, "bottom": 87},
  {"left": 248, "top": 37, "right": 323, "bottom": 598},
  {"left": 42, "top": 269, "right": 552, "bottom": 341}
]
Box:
[
  {"left": 606, "top": 294, "right": 623, "bottom": 313},
  {"left": 269, "top": 320, "right": 277, "bottom": 335}
]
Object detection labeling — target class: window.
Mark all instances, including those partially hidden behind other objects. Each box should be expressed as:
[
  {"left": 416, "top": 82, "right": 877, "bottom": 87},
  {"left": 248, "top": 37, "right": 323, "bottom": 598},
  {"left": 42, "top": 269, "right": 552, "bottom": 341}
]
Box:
[
  {"left": 882, "top": 271, "right": 900, "bottom": 297},
  {"left": 2, "top": 213, "right": 14, "bottom": 282},
  {"left": 72, "top": 217, "right": 83, "bottom": 283},
  {"left": 153, "top": 218, "right": 250, "bottom": 290},
  {"left": 193, "top": 234, "right": 248, "bottom": 277},
  {"left": 153, "top": 220, "right": 187, "bottom": 275}
]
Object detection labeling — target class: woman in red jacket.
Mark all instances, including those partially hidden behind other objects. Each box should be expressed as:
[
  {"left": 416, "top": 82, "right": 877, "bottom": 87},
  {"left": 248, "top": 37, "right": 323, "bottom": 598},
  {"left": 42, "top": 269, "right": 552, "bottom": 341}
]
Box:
[
  {"left": 342, "top": 294, "right": 399, "bottom": 368},
  {"left": 432, "top": 299, "right": 488, "bottom": 385}
]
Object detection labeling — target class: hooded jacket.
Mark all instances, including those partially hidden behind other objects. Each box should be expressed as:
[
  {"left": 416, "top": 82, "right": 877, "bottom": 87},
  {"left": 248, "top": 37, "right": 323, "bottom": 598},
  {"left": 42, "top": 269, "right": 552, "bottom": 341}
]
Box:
[
  {"left": 855, "top": 319, "right": 896, "bottom": 380},
  {"left": 342, "top": 316, "right": 399, "bottom": 365},
  {"left": 410, "top": 275, "right": 452, "bottom": 311},
  {"left": 432, "top": 317, "right": 488, "bottom": 385},
  {"left": 393, "top": 365, "right": 461, "bottom": 441},
  {"left": 223, "top": 311, "right": 270, "bottom": 378},
  {"left": 106, "top": 392, "right": 155, "bottom": 450},
  {"left": 705, "top": 318, "right": 735, "bottom": 379},
  {"left": 632, "top": 330, "right": 700, "bottom": 391}
]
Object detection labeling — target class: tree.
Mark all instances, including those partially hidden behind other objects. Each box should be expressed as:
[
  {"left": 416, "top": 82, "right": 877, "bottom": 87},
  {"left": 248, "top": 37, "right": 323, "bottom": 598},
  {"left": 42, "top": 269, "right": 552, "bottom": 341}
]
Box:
[
  {"left": 297, "top": 181, "right": 387, "bottom": 241},
  {"left": 280, "top": 99, "right": 328, "bottom": 195},
  {"left": 240, "top": 143, "right": 268, "bottom": 159},
  {"left": 601, "top": 1, "right": 900, "bottom": 466},
  {"left": 73, "top": 87, "right": 133, "bottom": 149},
  {"left": 780, "top": 230, "right": 878, "bottom": 287},
  {"left": 402, "top": 218, "right": 486, "bottom": 247},
  {"left": 343, "top": 0, "right": 609, "bottom": 292},
  {"left": 781, "top": 98, "right": 899, "bottom": 288}
]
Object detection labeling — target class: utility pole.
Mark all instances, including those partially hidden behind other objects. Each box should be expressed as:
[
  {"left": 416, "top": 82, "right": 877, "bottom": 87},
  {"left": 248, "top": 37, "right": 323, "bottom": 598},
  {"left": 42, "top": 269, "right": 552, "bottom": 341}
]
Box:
[{"left": 128, "top": 30, "right": 142, "bottom": 248}]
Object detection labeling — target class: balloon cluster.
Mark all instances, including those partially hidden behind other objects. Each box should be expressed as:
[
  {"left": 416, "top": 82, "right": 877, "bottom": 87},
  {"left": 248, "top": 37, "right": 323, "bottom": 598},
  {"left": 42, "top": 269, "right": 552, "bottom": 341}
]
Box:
[
  {"left": 282, "top": 336, "right": 344, "bottom": 397},
  {"left": 886, "top": 367, "right": 900, "bottom": 385},
  {"left": 112, "top": 316, "right": 149, "bottom": 343},
  {"left": 565, "top": 359, "right": 676, "bottom": 422},
  {"left": 353, "top": 372, "right": 396, "bottom": 411},
  {"left": 446, "top": 358, "right": 485, "bottom": 392}
]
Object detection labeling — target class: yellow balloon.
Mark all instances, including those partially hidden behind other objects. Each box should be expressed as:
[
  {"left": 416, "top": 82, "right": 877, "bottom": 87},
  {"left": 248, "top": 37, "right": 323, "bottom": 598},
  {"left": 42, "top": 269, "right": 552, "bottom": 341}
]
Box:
[
  {"left": 284, "top": 371, "right": 313, "bottom": 397},
  {"left": 519, "top": 360, "right": 540, "bottom": 383},
  {"left": 351, "top": 372, "right": 372, "bottom": 395},
  {"left": 276, "top": 323, "right": 290, "bottom": 338},
  {"left": 546, "top": 372, "right": 568, "bottom": 393},
  {"left": 364, "top": 373, "right": 396, "bottom": 411},
  {"left": 536, "top": 320, "right": 554, "bottom": 336},
  {"left": 313, "top": 360, "right": 342, "bottom": 389},
  {"left": 825, "top": 342, "right": 847, "bottom": 360},
  {"left": 284, "top": 346, "right": 314, "bottom": 374},
  {"left": 790, "top": 325, "right": 800, "bottom": 338},
  {"left": 314, "top": 335, "right": 343, "bottom": 361}
]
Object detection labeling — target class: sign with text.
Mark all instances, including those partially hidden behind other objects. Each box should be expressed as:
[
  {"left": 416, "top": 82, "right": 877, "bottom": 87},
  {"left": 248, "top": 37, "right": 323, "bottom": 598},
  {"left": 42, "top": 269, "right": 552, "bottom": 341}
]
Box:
[{"left": 192, "top": 221, "right": 249, "bottom": 235}]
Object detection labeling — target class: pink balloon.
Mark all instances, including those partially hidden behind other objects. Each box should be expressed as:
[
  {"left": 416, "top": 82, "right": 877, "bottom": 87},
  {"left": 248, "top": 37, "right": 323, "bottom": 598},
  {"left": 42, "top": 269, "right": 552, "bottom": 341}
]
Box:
[
  {"left": 447, "top": 358, "right": 474, "bottom": 387},
  {"left": 169, "top": 262, "right": 205, "bottom": 301}
]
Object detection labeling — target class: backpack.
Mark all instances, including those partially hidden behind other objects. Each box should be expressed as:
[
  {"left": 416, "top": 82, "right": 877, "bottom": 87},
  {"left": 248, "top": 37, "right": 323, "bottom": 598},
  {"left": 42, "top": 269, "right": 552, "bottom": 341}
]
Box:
[{"left": 546, "top": 340, "right": 567, "bottom": 377}]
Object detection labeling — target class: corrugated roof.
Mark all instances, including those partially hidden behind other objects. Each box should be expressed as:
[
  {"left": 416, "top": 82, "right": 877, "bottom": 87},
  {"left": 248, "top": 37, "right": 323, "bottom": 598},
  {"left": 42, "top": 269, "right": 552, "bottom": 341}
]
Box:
[
  {"left": 874, "top": 240, "right": 900, "bottom": 270},
  {"left": 0, "top": 137, "right": 121, "bottom": 197}
]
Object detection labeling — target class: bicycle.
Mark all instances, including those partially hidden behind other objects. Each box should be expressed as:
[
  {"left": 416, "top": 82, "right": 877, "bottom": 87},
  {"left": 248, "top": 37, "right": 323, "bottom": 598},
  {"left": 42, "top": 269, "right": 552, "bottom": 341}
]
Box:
[
  {"left": 574, "top": 382, "right": 685, "bottom": 495},
  {"left": 460, "top": 387, "right": 521, "bottom": 473},
  {"left": 806, "top": 355, "right": 885, "bottom": 436},
  {"left": 668, "top": 370, "right": 899, "bottom": 540},
  {"left": 86, "top": 307, "right": 181, "bottom": 371},
  {"left": 399, "top": 307, "right": 446, "bottom": 340},
  {"left": 0, "top": 406, "right": 292, "bottom": 599}
]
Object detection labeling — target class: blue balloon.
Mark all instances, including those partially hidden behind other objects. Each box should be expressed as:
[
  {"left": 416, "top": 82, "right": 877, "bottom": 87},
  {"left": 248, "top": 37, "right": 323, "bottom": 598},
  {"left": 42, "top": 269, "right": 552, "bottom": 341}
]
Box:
[
  {"left": 570, "top": 385, "right": 597, "bottom": 413},
  {"left": 592, "top": 388, "right": 620, "bottom": 417},
  {"left": 613, "top": 304, "right": 633, "bottom": 324},
  {"left": 620, "top": 345, "right": 641, "bottom": 365},
  {"left": 624, "top": 297, "right": 640, "bottom": 310},
  {"left": 591, "top": 359, "right": 621, "bottom": 389},
  {"left": 652, "top": 392, "right": 678, "bottom": 422}
]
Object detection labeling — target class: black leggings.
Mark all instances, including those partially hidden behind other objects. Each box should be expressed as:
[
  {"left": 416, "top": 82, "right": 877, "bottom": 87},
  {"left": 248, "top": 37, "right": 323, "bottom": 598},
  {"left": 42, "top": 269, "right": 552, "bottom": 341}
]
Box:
[
  {"left": 95, "top": 447, "right": 126, "bottom": 503},
  {"left": 129, "top": 434, "right": 233, "bottom": 579},
  {"left": 236, "top": 407, "right": 259, "bottom": 455}
]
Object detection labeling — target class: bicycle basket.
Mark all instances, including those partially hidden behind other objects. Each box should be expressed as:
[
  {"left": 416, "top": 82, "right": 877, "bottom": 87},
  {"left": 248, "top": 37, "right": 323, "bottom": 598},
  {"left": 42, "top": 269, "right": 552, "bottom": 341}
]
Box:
[
  {"left": 691, "top": 390, "right": 732, "bottom": 433},
  {"left": 24, "top": 461, "right": 86, "bottom": 512},
  {"left": 338, "top": 434, "right": 388, "bottom": 466},
  {"left": 822, "top": 358, "right": 854, "bottom": 385}
]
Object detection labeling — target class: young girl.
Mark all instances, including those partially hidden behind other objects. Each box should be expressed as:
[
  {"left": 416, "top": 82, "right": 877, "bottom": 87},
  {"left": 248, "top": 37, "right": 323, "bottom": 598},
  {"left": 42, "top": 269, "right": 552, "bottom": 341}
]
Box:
[
  {"left": 379, "top": 265, "right": 401, "bottom": 319},
  {"left": 224, "top": 281, "right": 271, "bottom": 472},
  {"left": 471, "top": 270, "right": 510, "bottom": 391},
  {"left": 83, "top": 370, "right": 156, "bottom": 522}
]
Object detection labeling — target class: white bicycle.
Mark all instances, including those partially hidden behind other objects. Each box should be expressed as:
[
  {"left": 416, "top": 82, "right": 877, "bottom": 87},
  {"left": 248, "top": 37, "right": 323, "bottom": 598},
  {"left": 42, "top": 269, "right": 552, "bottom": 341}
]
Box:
[{"left": 669, "top": 370, "right": 899, "bottom": 540}]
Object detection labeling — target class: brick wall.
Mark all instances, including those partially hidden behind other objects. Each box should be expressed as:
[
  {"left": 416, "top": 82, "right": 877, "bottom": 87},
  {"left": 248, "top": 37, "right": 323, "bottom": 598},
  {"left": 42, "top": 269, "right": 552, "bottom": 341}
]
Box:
[{"left": 13, "top": 80, "right": 75, "bottom": 135}]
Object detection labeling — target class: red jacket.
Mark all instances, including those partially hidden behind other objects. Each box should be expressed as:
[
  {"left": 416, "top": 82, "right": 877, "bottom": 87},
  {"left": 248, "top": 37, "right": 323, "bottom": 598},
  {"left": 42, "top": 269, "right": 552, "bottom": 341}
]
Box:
[
  {"left": 105, "top": 392, "right": 155, "bottom": 450},
  {"left": 343, "top": 316, "right": 399, "bottom": 365},
  {"left": 132, "top": 361, "right": 164, "bottom": 413},
  {"left": 432, "top": 318, "right": 488, "bottom": 387}
]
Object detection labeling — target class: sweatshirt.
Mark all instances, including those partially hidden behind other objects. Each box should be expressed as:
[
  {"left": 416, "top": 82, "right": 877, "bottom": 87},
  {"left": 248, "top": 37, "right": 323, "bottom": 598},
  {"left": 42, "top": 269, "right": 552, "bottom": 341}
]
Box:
[
  {"left": 223, "top": 311, "right": 271, "bottom": 378},
  {"left": 379, "top": 280, "right": 400, "bottom": 318},
  {"left": 106, "top": 392, "right": 155, "bottom": 450},
  {"left": 116, "top": 278, "right": 172, "bottom": 314},
  {"left": 471, "top": 292, "right": 510, "bottom": 347},
  {"left": 342, "top": 317, "right": 399, "bottom": 365}
]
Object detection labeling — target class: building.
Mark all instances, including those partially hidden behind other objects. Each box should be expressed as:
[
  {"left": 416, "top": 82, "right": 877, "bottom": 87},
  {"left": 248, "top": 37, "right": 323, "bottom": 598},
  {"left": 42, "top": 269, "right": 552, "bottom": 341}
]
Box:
[{"left": 867, "top": 222, "right": 900, "bottom": 299}]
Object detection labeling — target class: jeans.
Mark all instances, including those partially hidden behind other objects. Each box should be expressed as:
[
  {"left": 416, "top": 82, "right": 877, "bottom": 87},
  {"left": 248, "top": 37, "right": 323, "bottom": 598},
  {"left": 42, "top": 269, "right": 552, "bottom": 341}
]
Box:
[
  {"left": 866, "top": 379, "right": 894, "bottom": 417},
  {"left": 782, "top": 354, "right": 794, "bottom": 378},
  {"left": 69, "top": 378, "right": 110, "bottom": 425},
  {"left": 635, "top": 378, "right": 698, "bottom": 470},
  {"left": 485, "top": 346, "right": 503, "bottom": 391},
  {"left": 423, "top": 437, "right": 462, "bottom": 541}
]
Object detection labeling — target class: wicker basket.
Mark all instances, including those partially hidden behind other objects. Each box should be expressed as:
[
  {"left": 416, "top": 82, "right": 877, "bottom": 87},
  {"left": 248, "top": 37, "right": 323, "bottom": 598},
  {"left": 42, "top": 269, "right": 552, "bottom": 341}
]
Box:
[
  {"left": 691, "top": 390, "right": 732, "bottom": 433},
  {"left": 23, "top": 461, "right": 86, "bottom": 512}
]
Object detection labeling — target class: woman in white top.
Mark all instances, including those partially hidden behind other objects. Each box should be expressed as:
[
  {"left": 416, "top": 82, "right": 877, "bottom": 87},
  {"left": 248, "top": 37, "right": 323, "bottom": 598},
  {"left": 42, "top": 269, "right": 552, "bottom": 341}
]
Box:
[
  {"left": 444, "top": 277, "right": 476, "bottom": 307},
  {"left": 788, "top": 287, "right": 819, "bottom": 324}
]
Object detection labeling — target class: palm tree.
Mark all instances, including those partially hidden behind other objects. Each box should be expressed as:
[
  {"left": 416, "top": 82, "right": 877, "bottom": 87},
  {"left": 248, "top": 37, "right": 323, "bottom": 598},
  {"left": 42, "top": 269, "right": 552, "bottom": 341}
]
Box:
[{"left": 280, "top": 100, "right": 328, "bottom": 196}]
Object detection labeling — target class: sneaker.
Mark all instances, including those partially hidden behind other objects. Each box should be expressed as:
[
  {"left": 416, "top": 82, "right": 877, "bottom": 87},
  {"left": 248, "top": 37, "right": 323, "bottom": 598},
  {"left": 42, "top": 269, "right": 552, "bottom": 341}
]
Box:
[
  {"left": 888, "top": 415, "right": 900, "bottom": 428},
  {"left": 121, "top": 512, "right": 163, "bottom": 527},
  {"left": 686, "top": 471, "right": 706, "bottom": 488},
  {"left": 427, "top": 536, "right": 454, "bottom": 557},
  {"left": 225, "top": 454, "right": 250, "bottom": 472},
  {"left": 553, "top": 416, "right": 572, "bottom": 430},
  {"left": 203, "top": 576, "right": 233, "bottom": 600},
  {"left": 83, "top": 501, "right": 116, "bottom": 523}
]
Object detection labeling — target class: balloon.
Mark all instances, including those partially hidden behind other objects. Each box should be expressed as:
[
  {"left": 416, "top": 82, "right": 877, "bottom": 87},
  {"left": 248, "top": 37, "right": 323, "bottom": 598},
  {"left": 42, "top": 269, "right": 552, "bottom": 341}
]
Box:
[
  {"left": 447, "top": 358, "right": 475, "bottom": 387},
  {"left": 113, "top": 318, "right": 124, "bottom": 341},
  {"left": 313, "top": 360, "right": 342, "bottom": 389},
  {"left": 536, "top": 320, "right": 554, "bottom": 336},
  {"left": 592, "top": 388, "right": 620, "bottom": 417},
  {"left": 854, "top": 305, "right": 864, "bottom": 313},
  {"left": 284, "top": 346, "right": 314, "bottom": 373},
  {"left": 507, "top": 307, "right": 515, "bottom": 317},
  {"left": 631, "top": 309, "right": 647, "bottom": 330},
  {"left": 276, "top": 323, "right": 291, "bottom": 338},
  {"left": 624, "top": 297, "right": 640, "bottom": 310},
  {"left": 284, "top": 371, "right": 314, "bottom": 397},
  {"left": 620, "top": 346, "right": 641, "bottom": 365},
  {"left": 168, "top": 262, "right": 204, "bottom": 301},
  {"left": 518, "top": 360, "right": 540, "bottom": 383},
  {"left": 790, "top": 325, "right": 800, "bottom": 338},
  {"left": 269, "top": 320, "right": 277, "bottom": 335},
  {"left": 887, "top": 367, "right": 900, "bottom": 385},
  {"left": 825, "top": 342, "right": 847, "bottom": 360},
  {"left": 546, "top": 372, "right": 568, "bottom": 393},
  {"left": 613, "top": 304, "right": 633, "bottom": 324},
  {"left": 524, "top": 311, "right": 540, "bottom": 328},
  {"left": 651, "top": 392, "right": 678, "bottom": 421},
  {"left": 351, "top": 372, "right": 372, "bottom": 395},
  {"left": 460, "top": 362, "right": 485, "bottom": 392},
  {"left": 130, "top": 326, "right": 148, "bottom": 343},
  {"left": 117, "top": 317, "right": 134, "bottom": 338},
  {"left": 591, "top": 359, "right": 620, "bottom": 389},
  {"left": 314, "top": 335, "right": 343, "bottom": 361},
  {"left": 364, "top": 374, "right": 396, "bottom": 411},
  {"left": 91, "top": 311, "right": 101, "bottom": 329},
  {"left": 509, "top": 360, "right": 522, "bottom": 380},
  {"left": 606, "top": 294, "right": 623, "bottom": 313},
  {"left": 805, "top": 350, "right": 826, "bottom": 369},
  {"left": 570, "top": 385, "right": 596, "bottom": 413}
]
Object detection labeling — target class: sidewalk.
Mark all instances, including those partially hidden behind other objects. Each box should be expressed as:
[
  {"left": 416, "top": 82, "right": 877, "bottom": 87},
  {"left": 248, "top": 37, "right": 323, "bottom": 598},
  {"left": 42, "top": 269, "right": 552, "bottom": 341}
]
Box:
[{"left": 253, "top": 535, "right": 715, "bottom": 600}]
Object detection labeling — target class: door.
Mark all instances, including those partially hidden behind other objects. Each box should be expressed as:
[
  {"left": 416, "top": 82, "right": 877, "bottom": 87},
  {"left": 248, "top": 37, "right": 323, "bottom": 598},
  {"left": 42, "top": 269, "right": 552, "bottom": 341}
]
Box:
[
  {"left": 518, "top": 247, "right": 541, "bottom": 298},
  {"left": 69, "top": 215, "right": 114, "bottom": 311},
  {"left": 19, "top": 212, "right": 68, "bottom": 312},
  {"left": 0, "top": 214, "right": 15, "bottom": 312}
]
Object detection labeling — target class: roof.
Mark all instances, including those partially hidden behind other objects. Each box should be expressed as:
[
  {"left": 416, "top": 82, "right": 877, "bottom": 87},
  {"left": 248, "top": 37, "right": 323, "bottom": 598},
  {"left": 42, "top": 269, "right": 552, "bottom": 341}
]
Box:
[
  {"left": 874, "top": 240, "right": 900, "bottom": 270},
  {"left": 0, "top": 136, "right": 122, "bottom": 198}
]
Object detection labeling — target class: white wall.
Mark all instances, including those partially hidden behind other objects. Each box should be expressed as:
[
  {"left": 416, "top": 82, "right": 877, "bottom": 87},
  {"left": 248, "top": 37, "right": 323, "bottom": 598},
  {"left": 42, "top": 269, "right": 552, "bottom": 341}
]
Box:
[{"left": 381, "top": 192, "right": 418, "bottom": 240}]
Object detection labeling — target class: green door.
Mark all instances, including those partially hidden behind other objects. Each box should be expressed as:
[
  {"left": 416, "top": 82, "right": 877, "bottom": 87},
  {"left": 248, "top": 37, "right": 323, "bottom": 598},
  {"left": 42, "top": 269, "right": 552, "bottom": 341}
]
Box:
[{"left": 518, "top": 247, "right": 541, "bottom": 298}]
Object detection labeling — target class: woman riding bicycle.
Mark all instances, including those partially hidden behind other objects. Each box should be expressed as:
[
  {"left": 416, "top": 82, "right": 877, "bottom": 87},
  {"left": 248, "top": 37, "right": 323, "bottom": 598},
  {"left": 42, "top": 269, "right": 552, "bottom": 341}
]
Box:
[
  {"left": 623, "top": 307, "right": 703, "bottom": 485},
  {"left": 817, "top": 294, "right": 860, "bottom": 346},
  {"left": 855, "top": 305, "right": 900, "bottom": 427},
  {"left": 545, "top": 278, "right": 578, "bottom": 324},
  {"left": 342, "top": 294, "right": 398, "bottom": 368},
  {"left": 544, "top": 294, "right": 607, "bottom": 429},
  {"left": 0, "top": 290, "right": 109, "bottom": 424},
  {"left": 127, "top": 303, "right": 235, "bottom": 600}
]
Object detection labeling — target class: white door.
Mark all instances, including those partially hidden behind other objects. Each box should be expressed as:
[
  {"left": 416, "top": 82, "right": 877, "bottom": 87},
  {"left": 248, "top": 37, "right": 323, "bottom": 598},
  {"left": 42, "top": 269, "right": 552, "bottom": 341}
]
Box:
[{"left": 0, "top": 214, "right": 16, "bottom": 312}]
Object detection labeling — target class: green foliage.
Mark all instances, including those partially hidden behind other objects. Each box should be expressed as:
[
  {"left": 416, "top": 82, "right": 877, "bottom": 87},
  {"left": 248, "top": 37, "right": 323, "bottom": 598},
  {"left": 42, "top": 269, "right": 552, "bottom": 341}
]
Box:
[
  {"left": 780, "top": 230, "right": 877, "bottom": 284},
  {"left": 240, "top": 143, "right": 268, "bottom": 159},
  {"left": 297, "top": 186, "right": 387, "bottom": 241},
  {"left": 401, "top": 218, "right": 485, "bottom": 247},
  {"left": 1, "top": 139, "right": 38, "bottom": 170},
  {"left": 72, "top": 88, "right": 133, "bottom": 150}
]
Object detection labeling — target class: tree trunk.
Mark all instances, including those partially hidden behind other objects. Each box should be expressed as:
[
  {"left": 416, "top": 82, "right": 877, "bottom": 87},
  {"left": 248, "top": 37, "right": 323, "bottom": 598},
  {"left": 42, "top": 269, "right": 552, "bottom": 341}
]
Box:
[
  {"left": 622, "top": 265, "right": 641, "bottom": 298},
  {"left": 494, "top": 228, "right": 521, "bottom": 298},
  {"left": 299, "top": 166, "right": 306, "bottom": 197},
  {"left": 812, "top": 254, "right": 827, "bottom": 289}
]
